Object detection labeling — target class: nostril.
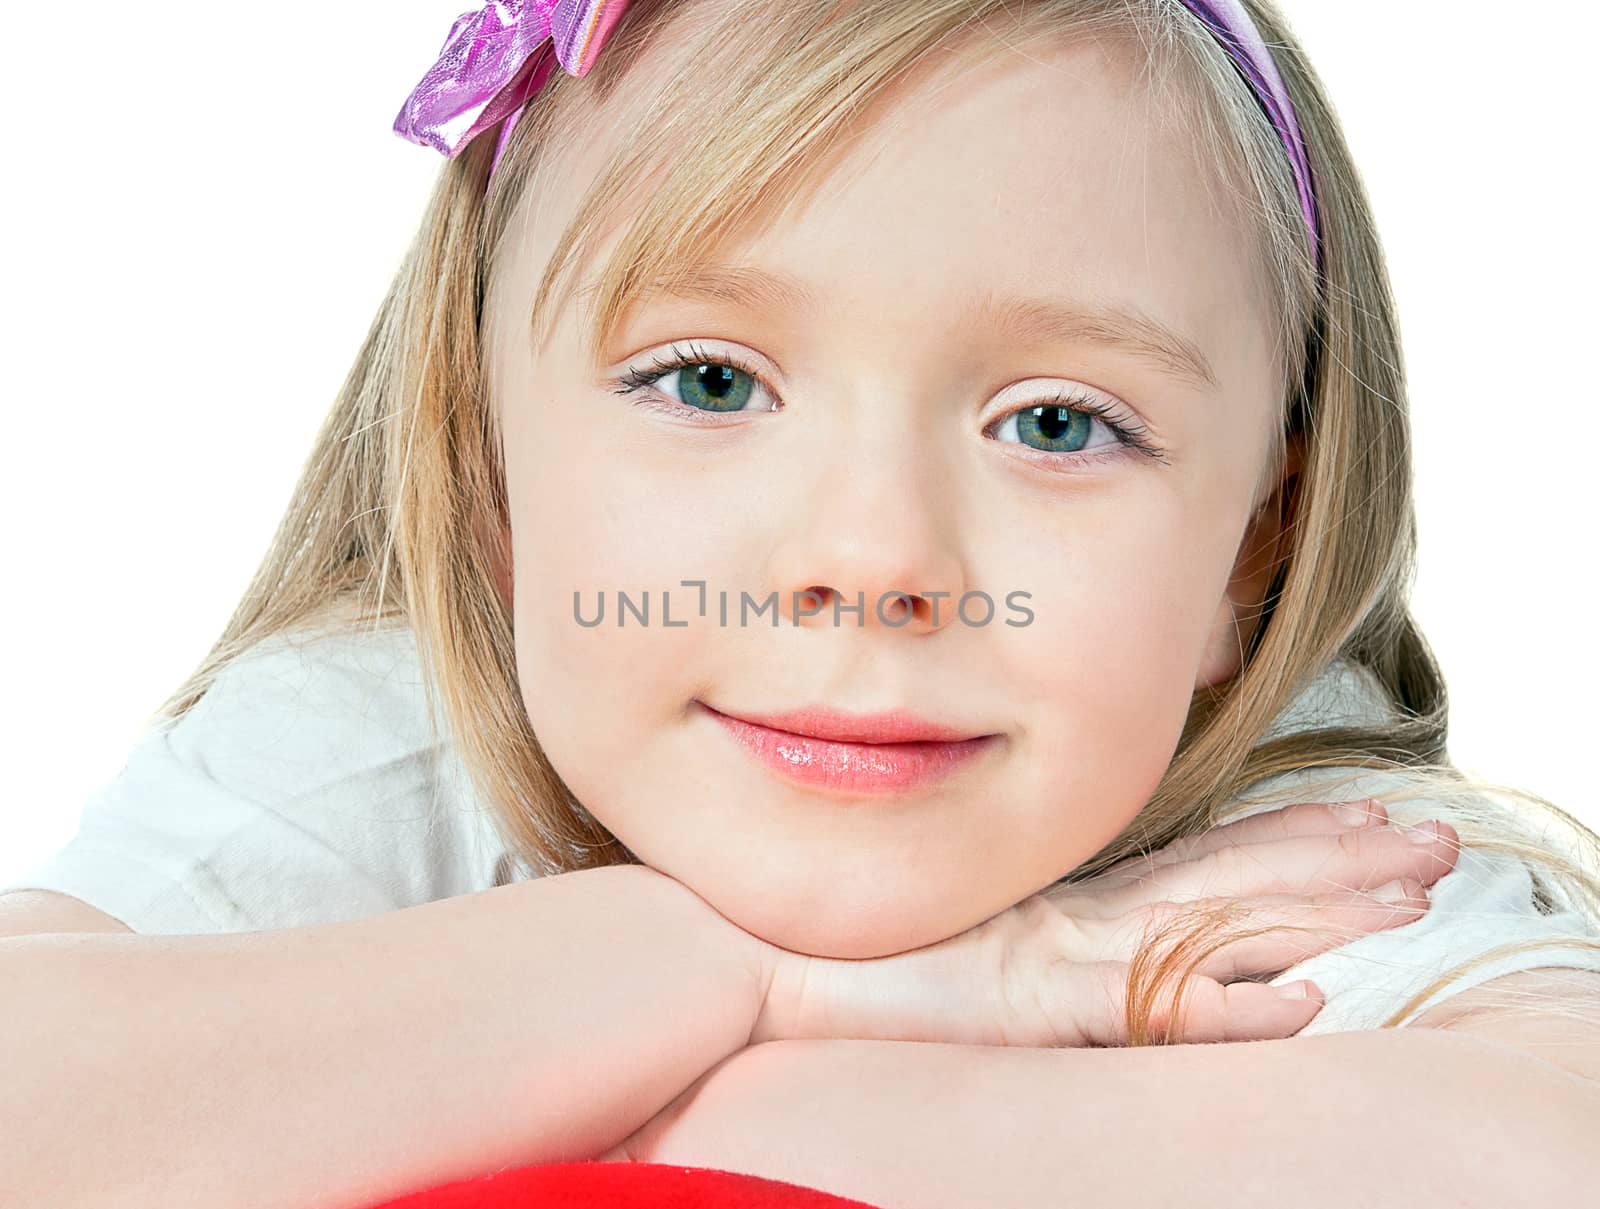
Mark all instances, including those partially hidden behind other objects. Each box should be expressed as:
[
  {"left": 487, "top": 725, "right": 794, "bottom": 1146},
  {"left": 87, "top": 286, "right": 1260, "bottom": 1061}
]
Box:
[{"left": 792, "top": 587, "right": 832, "bottom": 623}]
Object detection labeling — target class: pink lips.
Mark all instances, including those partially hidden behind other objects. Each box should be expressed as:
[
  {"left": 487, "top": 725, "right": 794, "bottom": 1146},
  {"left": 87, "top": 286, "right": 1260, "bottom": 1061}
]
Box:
[{"left": 701, "top": 702, "right": 1000, "bottom": 796}]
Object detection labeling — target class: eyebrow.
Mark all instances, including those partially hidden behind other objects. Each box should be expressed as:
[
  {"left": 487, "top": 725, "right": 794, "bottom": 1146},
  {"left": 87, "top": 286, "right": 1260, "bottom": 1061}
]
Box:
[{"left": 618, "top": 264, "right": 1219, "bottom": 391}]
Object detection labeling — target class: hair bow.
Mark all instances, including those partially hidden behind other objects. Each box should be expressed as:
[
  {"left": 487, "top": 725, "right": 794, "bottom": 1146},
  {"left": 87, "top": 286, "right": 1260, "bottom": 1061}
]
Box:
[{"left": 393, "top": 1, "right": 632, "bottom": 167}]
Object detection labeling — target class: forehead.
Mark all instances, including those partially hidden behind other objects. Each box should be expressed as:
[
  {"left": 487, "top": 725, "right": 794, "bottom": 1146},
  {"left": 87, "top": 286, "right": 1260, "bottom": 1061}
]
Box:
[{"left": 497, "top": 22, "right": 1276, "bottom": 406}]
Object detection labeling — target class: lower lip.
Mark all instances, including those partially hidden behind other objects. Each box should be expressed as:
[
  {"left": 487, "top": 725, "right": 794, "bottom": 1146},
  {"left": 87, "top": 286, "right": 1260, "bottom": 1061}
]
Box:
[{"left": 702, "top": 705, "right": 1000, "bottom": 796}]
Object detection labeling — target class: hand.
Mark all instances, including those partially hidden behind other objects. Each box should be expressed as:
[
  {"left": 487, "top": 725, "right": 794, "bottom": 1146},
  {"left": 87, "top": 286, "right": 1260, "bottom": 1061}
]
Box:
[{"left": 751, "top": 798, "right": 1461, "bottom": 1047}]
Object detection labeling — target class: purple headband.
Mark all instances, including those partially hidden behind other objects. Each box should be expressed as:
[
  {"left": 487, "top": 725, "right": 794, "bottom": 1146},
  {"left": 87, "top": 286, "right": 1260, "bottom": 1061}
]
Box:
[{"left": 393, "top": 0, "right": 1319, "bottom": 265}]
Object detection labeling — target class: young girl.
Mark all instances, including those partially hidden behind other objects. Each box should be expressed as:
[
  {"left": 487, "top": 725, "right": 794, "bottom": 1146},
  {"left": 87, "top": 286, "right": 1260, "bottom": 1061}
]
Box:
[{"left": 5, "top": 0, "right": 1600, "bottom": 1204}]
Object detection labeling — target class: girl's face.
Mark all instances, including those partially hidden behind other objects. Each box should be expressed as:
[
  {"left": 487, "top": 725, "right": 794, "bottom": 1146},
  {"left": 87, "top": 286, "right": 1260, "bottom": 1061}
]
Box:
[{"left": 487, "top": 32, "right": 1287, "bottom": 957}]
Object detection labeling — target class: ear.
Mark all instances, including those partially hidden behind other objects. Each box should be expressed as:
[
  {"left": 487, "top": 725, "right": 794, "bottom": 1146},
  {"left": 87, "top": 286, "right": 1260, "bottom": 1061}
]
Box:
[
  {"left": 490, "top": 516, "right": 514, "bottom": 613},
  {"left": 1194, "top": 432, "right": 1303, "bottom": 691},
  {"left": 476, "top": 497, "right": 515, "bottom": 614}
]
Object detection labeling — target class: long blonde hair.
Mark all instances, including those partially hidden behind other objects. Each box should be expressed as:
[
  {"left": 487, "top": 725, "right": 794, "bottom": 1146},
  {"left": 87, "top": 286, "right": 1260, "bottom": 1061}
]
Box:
[{"left": 153, "top": 0, "right": 1600, "bottom": 1043}]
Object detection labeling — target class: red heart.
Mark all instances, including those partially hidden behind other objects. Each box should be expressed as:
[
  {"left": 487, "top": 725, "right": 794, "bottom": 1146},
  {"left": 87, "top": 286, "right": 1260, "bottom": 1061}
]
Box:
[{"left": 364, "top": 1159, "right": 892, "bottom": 1208}]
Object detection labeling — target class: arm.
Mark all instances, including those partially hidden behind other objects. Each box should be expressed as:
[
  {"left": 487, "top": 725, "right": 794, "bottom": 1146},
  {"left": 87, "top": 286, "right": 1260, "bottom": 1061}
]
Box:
[
  {"left": 0, "top": 864, "right": 772, "bottom": 1209},
  {"left": 1407, "top": 967, "right": 1600, "bottom": 1080},
  {"left": 616, "top": 1025, "right": 1600, "bottom": 1207}
]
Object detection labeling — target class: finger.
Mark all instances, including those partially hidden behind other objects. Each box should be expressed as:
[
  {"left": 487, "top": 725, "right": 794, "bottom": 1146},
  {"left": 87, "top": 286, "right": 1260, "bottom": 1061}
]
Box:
[
  {"left": 1161, "top": 797, "right": 1389, "bottom": 865},
  {"left": 1186, "top": 880, "right": 1429, "bottom": 983},
  {"left": 1058, "top": 960, "right": 1324, "bottom": 1046},
  {"left": 1091, "top": 798, "right": 1389, "bottom": 890},
  {"left": 1075, "top": 876, "right": 1430, "bottom": 972},
  {"left": 1170, "top": 977, "right": 1327, "bottom": 1044},
  {"left": 1092, "top": 819, "right": 1460, "bottom": 914}
]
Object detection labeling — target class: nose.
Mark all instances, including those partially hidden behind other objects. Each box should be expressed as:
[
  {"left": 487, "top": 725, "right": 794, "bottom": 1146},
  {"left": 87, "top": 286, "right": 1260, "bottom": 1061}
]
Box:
[{"left": 766, "top": 443, "right": 970, "bottom": 636}]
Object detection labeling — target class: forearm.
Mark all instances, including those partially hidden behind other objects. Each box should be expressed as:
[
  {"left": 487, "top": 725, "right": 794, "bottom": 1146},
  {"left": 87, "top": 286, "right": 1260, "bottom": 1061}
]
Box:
[
  {"left": 0, "top": 864, "right": 769, "bottom": 1209},
  {"left": 634, "top": 1029, "right": 1600, "bottom": 1207}
]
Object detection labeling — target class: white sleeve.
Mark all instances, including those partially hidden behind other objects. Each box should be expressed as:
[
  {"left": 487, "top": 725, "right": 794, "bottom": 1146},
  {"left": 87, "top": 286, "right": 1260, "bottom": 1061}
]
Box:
[
  {"left": 0, "top": 626, "right": 517, "bottom": 934},
  {"left": 1226, "top": 768, "right": 1600, "bottom": 1035}
]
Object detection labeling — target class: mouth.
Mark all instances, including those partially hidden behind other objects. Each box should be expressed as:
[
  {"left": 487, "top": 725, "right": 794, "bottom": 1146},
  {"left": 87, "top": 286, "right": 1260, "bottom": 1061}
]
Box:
[{"left": 697, "top": 701, "right": 1002, "bottom": 797}]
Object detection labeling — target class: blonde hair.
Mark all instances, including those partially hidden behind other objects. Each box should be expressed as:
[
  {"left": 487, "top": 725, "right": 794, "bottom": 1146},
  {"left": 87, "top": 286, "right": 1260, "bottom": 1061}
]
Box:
[{"left": 154, "top": 0, "right": 1600, "bottom": 1044}]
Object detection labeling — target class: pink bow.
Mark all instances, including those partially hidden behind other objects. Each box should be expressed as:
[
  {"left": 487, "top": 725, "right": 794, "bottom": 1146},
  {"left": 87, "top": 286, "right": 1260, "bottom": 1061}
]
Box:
[{"left": 393, "top": 1, "right": 632, "bottom": 164}]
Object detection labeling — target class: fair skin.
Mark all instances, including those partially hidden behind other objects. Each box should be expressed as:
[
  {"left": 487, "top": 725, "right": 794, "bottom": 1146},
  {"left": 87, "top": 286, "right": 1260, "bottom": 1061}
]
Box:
[
  {"left": 486, "top": 27, "right": 1296, "bottom": 961},
  {"left": 0, "top": 17, "right": 1594, "bottom": 1205},
  {"left": 600, "top": 1024, "right": 1600, "bottom": 1205},
  {"left": 476, "top": 23, "right": 1600, "bottom": 1196},
  {"left": 2, "top": 18, "right": 1590, "bottom": 1204}
]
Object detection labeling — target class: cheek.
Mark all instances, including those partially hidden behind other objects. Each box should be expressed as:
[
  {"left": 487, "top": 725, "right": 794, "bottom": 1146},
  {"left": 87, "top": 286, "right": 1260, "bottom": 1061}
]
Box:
[
  {"left": 502, "top": 410, "right": 748, "bottom": 815},
  {"left": 978, "top": 481, "right": 1247, "bottom": 859}
]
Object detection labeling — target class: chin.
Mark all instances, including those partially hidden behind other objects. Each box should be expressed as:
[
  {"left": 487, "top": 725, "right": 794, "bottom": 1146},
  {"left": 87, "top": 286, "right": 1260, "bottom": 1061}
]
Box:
[{"left": 696, "top": 877, "right": 989, "bottom": 961}]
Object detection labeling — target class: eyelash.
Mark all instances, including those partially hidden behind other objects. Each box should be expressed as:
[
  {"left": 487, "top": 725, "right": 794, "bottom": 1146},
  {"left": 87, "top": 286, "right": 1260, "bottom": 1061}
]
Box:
[{"left": 609, "top": 340, "right": 1170, "bottom": 465}]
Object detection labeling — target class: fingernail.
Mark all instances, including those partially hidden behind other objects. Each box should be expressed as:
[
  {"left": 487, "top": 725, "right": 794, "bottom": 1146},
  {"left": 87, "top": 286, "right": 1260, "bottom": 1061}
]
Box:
[
  {"left": 1405, "top": 821, "right": 1439, "bottom": 845},
  {"left": 1373, "top": 878, "right": 1411, "bottom": 903},
  {"left": 1334, "top": 801, "right": 1372, "bottom": 825},
  {"left": 1276, "top": 980, "right": 1319, "bottom": 1001}
]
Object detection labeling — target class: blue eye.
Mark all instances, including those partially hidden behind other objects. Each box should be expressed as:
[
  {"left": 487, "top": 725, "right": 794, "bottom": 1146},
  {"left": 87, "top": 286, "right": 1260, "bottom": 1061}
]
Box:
[
  {"left": 652, "top": 360, "right": 755, "bottom": 412},
  {"left": 993, "top": 400, "right": 1115, "bottom": 455},
  {"left": 612, "top": 342, "right": 775, "bottom": 414},
  {"left": 610, "top": 342, "right": 1168, "bottom": 465}
]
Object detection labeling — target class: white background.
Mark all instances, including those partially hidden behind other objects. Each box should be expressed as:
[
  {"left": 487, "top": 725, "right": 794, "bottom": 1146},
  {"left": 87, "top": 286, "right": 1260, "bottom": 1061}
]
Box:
[{"left": 1, "top": 2, "right": 1595, "bottom": 886}]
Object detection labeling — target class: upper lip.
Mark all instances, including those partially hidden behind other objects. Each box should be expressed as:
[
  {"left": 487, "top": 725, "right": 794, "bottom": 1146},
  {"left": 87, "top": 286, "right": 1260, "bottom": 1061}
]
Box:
[{"left": 706, "top": 703, "right": 992, "bottom": 745}]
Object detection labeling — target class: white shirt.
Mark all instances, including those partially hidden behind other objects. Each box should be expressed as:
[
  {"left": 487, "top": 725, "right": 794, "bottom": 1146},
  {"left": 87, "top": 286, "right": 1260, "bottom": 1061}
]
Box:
[
  {"left": 7, "top": 624, "right": 1600, "bottom": 1035},
  {"left": 4, "top": 623, "right": 516, "bottom": 934}
]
